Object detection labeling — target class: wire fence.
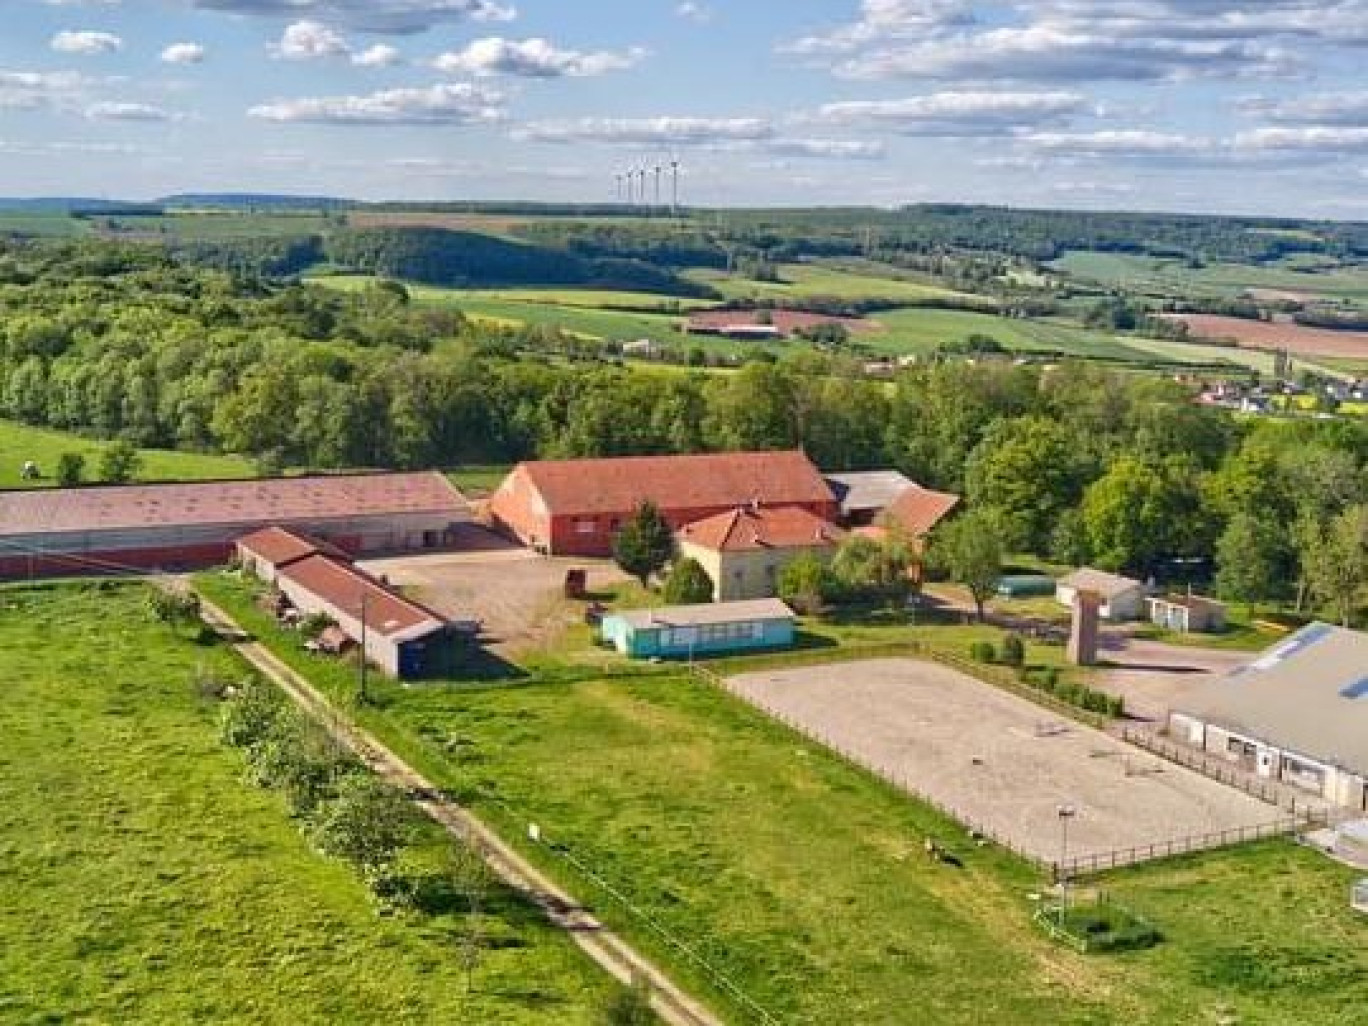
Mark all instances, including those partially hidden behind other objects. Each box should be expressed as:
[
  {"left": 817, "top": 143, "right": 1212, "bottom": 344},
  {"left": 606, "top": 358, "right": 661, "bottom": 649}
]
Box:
[
  {"left": 691, "top": 660, "right": 1326, "bottom": 879},
  {"left": 1119, "top": 727, "right": 1326, "bottom": 815},
  {"left": 1056, "top": 814, "right": 1322, "bottom": 877}
]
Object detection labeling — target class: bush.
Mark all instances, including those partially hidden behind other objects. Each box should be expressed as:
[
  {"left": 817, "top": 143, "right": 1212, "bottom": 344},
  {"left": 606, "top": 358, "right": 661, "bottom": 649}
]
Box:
[
  {"left": 219, "top": 675, "right": 286, "bottom": 749},
  {"left": 309, "top": 774, "right": 416, "bottom": 874},
  {"left": 969, "top": 640, "right": 997, "bottom": 664},
  {"left": 1000, "top": 633, "right": 1025, "bottom": 668}
]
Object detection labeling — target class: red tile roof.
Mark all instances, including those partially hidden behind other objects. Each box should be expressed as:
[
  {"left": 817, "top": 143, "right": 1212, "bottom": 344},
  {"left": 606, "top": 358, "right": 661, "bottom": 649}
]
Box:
[
  {"left": 0, "top": 472, "right": 467, "bottom": 537},
  {"left": 679, "top": 505, "right": 843, "bottom": 552},
  {"left": 513, "top": 450, "right": 835, "bottom": 517},
  {"left": 882, "top": 485, "right": 960, "bottom": 537},
  {"left": 278, "top": 555, "right": 445, "bottom": 639},
  {"left": 236, "top": 527, "right": 347, "bottom": 568}
]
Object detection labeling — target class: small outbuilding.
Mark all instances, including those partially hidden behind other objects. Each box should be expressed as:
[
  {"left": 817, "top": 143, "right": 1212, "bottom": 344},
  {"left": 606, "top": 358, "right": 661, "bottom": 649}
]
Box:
[
  {"left": 600, "top": 599, "right": 796, "bottom": 660},
  {"left": 1147, "top": 594, "right": 1226, "bottom": 634},
  {"left": 1056, "top": 568, "right": 1146, "bottom": 622},
  {"left": 235, "top": 526, "right": 348, "bottom": 584}
]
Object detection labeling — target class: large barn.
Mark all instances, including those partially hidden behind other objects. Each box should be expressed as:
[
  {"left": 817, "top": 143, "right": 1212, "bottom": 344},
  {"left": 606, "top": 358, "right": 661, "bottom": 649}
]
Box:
[
  {"left": 1169, "top": 623, "right": 1368, "bottom": 812},
  {"left": 0, "top": 472, "right": 471, "bottom": 579},
  {"left": 487, "top": 450, "right": 839, "bottom": 557}
]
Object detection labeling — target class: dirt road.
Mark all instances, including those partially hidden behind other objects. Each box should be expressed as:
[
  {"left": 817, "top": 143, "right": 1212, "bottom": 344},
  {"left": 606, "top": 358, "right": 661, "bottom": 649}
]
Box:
[{"left": 195, "top": 592, "right": 724, "bottom": 1026}]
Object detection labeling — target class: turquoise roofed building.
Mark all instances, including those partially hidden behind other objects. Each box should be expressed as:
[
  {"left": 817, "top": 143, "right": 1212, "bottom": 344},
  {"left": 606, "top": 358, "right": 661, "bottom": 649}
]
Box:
[{"left": 600, "top": 599, "right": 796, "bottom": 660}]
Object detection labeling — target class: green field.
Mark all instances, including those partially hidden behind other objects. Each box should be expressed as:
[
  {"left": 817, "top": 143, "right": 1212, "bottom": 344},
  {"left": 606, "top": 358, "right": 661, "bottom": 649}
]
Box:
[
  {"left": 686, "top": 262, "right": 980, "bottom": 305},
  {"left": 865, "top": 307, "right": 1230, "bottom": 366},
  {"left": 0, "top": 213, "right": 92, "bottom": 238},
  {"left": 98, "top": 211, "right": 334, "bottom": 240},
  {"left": 0, "top": 419, "right": 253, "bottom": 489},
  {"left": 1052, "top": 250, "right": 1368, "bottom": 303},
  {"left": 0, "top": 583, "right": 611, "bottom": 1023},
  {"left": 201, "top": 572, "right": 1368, "bottom": 1026}
]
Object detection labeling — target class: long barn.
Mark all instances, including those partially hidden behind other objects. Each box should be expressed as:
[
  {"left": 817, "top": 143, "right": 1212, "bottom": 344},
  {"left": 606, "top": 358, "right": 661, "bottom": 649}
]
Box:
[
  {"left": 487, "top": 450, "right": 839, "bottom": 557},
  {"left": 0, "top": 472, "right": 471, "bottom": 579}
]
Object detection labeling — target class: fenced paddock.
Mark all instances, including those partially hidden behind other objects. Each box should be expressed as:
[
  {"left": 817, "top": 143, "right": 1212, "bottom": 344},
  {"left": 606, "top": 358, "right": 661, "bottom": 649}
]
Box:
[{"left": 725, "top": 658, "right": 1285, "bottom": 871}]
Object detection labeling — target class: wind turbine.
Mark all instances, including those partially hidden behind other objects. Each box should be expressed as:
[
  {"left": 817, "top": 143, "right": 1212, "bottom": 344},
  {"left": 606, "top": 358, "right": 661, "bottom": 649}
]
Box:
[
  {"left": 653, "top": 162, "right": 663, "bottom": 213},
  {"left": 670, "top": 156, "right": 681, "bottom": 217}
]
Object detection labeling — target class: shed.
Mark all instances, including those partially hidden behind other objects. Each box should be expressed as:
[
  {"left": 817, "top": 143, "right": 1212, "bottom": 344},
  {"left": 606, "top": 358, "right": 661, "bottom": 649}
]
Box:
[
  {"left": 1147, "top": 594, "right": 1226, "bottom": 633},
  {"left": 1056, "top": 568, "right": 1146, "bottom": 622},
  {"left": 600, "top": 599, "right": 796, "bottom": 660}
]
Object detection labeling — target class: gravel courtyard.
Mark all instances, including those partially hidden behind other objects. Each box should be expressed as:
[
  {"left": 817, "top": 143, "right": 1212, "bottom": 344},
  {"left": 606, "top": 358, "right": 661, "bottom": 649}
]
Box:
[{"left": 727, "top": 658, "right": 1277, "bottom": 865}]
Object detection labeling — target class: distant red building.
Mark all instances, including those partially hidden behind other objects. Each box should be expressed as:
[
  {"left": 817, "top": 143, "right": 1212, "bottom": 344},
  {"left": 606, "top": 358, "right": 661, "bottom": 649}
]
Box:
[{"left": 487, "top": 450, "right": 839, "bottom": 557}]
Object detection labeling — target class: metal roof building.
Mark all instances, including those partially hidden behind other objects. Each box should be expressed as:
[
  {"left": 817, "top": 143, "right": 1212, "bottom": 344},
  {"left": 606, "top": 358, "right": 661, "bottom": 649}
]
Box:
[
  {"left": 0, "top": 472, "right": 471, "bottom": 579},
  {"left": 1169, "top": 624, "right": 1368, "bottom": 811}
]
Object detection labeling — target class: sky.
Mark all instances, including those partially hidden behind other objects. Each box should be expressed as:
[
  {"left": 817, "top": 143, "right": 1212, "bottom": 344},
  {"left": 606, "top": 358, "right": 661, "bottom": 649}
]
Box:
[{"left": 3, "top": 0, "right": 1368, "bottom": 217}]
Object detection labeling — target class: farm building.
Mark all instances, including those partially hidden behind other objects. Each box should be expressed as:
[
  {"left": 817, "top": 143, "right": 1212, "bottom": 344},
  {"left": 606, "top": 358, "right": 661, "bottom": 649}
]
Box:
[
  {"left": 487, "top": 450, "right": 838, "bottom": 557},
  {"left": 1056, "top": 568, "right": 1146, "bottom": 622},
  {"left": 234, "top": 527, "right": 348, "bottom": 584},
  {"left": 824, "top": 470, "right": 960, "bottom": 537},
  {"left": 1148, "top": 594, "right": 1227, "bottom": 634},
  {"left": 600, "top": 598, "right": 796, "bottom": 659},
  {"left": 0, "top": 472, "right": 471, "bottom": 580},
  {"left": 677, "top": 504, "right": 844, "bottom": 601},
  {"left": 265, "top": 548, "right": 461, "bottom": 680},
  {"left": 1169, "top": 624, "right": 1368, "bottom": 812}
]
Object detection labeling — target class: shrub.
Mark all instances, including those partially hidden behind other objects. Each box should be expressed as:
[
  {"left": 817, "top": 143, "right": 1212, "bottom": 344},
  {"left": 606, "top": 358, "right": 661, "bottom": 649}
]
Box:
[
  {"left": 969, "top": 640, "right": 997, "bottom": 664},
  {"left": 1000, "top": 633, "right": 1025, "bottom": 668},
  {"left": 219, "top": 675, "right": 286, "bottom": 749},
  {"left": 309, "top": 774, "right": 416, "bottom": 874}
]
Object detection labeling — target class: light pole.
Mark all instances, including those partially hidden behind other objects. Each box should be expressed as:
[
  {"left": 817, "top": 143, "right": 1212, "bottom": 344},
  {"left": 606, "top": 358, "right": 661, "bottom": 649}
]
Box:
[{"left": 1057, "top": 804, "right": 1076, "bottom": 923}]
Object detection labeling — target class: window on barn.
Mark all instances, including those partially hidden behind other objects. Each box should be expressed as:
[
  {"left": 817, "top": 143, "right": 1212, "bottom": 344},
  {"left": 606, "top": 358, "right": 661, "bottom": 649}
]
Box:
[{"left": 575, "top": 518, "right": 596, "bottom": 534}]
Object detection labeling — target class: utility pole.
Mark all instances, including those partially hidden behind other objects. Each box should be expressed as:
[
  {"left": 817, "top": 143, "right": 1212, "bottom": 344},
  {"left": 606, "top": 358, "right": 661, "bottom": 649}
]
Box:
[
  {"left": 1057, "top": 804, "right": 1076, "bottom": 923},
  {"left": 357, "top": 590, "right": 369, "bottom": 705}
]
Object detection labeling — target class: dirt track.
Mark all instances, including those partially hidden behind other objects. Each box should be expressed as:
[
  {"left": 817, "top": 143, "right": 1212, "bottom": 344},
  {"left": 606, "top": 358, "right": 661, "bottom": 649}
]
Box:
[{"left": 728, "top": 658, "right": 1277, "bottom": 865}]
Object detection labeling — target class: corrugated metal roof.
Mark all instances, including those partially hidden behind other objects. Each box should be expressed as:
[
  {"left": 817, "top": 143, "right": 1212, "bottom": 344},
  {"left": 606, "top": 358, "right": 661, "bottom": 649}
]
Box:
[
  {"left": 610, "top": 598, "right": 795, "bottom": 630},
  {"left": 0, "top": 472, "right": 467, "bottom": 536},
  {"left": 236, "top": 526, "right": 347, "bottom": 567},
  {"left": 508, "top": 451, "right": 834, "bottom": 517},
  {"left": 1175, "top": 623, "right": 1368, "bottom": 776},
  {"left": 278, "top": 555, "right": 446, "bottom": 640},
  {"left": 825, "top": 471, "right": 915, "bottom": 515},
  {"left": 1058, "top": 567, "right": 1144, "bottom": 600}
]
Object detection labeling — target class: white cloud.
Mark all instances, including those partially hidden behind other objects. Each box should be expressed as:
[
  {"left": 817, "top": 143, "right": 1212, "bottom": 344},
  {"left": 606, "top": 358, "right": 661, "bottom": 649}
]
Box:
[
  {"left": 161, "top": 42, "right": 206, "bottom": 65},
  {"left": 809, "top": 90, "right": 1090, "bottom": 134},
  {"left": 1020, "top": 129, "right": 1215, "bottom": 155},
  {"left": 675, "top": 2, "right": 713, "bottom": 23},
  {"left": 784, "top": 1, "right": 974, "bottom": 56},
  {"left": 515, "top": 116, "right": 774, "bottom": 145},
  {"left": 191, "top": 1, "right": 515, "bottom": 34},
  {"left": 0, "top": 70, "right": 92, "bottom": 111},
  {"left": 432, "top": 37, "right": 645, "bottom": 78},
  {"left": 353, "top": 44, "right": 403, "bottom": 67},
  {"left": 249, "top": 82, "right": 503, "bottom": 125},
  {"left": 1242, "top": 92, "right": 1368, "bottom": 126},
  {"left": 763, "top": 138, "right": 886, "bottom": 160},
  {"left": 274, "top": 20, "right": 350, "bottom": 60},
  {"left": 86, "top": 101, "right": 173, "bottom": 121},
  {"left": 1234, "top": 126, "right": 1368, "bottom": 152},
  {"left": 50, "top": 30, "right": 124, "bottom": 56},
  {"left": 44, "top": 0, "right": 121, "bottom": 6}
]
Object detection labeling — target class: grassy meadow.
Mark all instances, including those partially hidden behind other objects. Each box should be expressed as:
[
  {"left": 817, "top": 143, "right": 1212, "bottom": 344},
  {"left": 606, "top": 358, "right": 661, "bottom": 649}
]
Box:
[
  {"left": 199, "top": 571, "right": 1368, "bottom": 1026},
  {"left": 1052, "top": 250, "right": 1368, "bottom": 303},
  {"left": 0, "top": 582, "right": 614, "bottom": 1024},
  {"left": 0, "top": 419, "right": 253, "bottom": 490},
  {"left": 685, "top": 262, "right": 982, "bottom": 305}
]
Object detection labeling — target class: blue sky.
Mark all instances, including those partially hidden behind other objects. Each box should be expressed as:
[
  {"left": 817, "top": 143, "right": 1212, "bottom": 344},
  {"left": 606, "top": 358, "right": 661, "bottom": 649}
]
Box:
[{"left": 3, "top": 1, "right": 1368, "bottom": 216}]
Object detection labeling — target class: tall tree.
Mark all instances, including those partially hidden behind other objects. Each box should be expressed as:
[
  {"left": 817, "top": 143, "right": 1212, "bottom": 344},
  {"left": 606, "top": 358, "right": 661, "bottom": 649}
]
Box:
[
  {"left": 1214, "top": 512, "right": 1289, "bottom": 606},
  {"left": 931, "top": 509, "right": 1004, "bottom": 622},
  {"left": 1304, "top": 505, "right": 1368, "bottom": 627},
  {"left": 612, "top": 501, "right": 676, "bottom": 588}
]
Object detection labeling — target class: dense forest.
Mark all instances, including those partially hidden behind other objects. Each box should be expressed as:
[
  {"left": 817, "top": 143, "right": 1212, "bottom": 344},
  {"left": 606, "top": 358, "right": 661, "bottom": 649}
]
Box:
[{"left": 2, "top": 236, "right": 1366, "bottom": 613}]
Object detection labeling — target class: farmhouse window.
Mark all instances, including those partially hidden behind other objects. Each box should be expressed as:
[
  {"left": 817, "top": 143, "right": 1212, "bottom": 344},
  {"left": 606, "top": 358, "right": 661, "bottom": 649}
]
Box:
[{"left": 575, "top": 518, "right": 597, "bottom": 534}]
